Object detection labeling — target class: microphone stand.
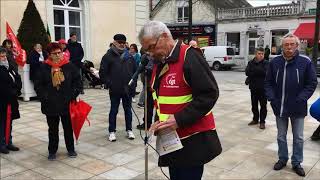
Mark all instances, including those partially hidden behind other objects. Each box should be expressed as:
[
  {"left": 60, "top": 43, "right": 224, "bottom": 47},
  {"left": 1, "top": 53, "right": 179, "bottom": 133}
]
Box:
[{"left": 144, "top": 68, "right": 149, "bottom": 180}]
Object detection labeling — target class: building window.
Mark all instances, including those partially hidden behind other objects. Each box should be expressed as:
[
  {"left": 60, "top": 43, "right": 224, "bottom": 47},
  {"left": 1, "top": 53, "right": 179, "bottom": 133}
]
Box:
[
  {"left": 227, "top": 33, "right": 240, "bottom": 55},
  {"left": 53, "top": 0, "right": 82, "bottom": 42},
  {"left": 177, "top": 6, "right": 189, "bottom": 23},
  {"left": 271, "top": 30, "right": 289, "bottom": 55}
]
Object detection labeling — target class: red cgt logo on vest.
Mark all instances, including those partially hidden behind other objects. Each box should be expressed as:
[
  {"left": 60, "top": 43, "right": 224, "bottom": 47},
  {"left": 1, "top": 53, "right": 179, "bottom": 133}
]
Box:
[{"left": 164, "top": 73, "right": 179, "bottom": 88}]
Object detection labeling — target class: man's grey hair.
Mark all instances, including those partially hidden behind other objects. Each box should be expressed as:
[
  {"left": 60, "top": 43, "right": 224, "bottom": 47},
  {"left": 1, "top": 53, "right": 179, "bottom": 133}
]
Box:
[
  {"left": 281, "top": 33, "right": 300, "bottom": 46},
  {"left": 138, "top": 21, "right": 172, "bottom": 42}
]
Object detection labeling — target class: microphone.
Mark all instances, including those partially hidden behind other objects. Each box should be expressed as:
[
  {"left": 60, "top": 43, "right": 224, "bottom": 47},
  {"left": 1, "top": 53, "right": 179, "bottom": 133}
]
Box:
[{"left": 128, "top": 55, "right": 150, "bottom": 86}]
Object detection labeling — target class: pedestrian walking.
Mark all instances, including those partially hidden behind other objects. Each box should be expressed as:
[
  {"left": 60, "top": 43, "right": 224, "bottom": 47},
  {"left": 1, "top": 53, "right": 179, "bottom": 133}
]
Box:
[
  {"left": 34, "top": 42, "right": 82, "bottom": 160},
  {"left": 265, "top": 34, "right": 318, "bottom": 177}
]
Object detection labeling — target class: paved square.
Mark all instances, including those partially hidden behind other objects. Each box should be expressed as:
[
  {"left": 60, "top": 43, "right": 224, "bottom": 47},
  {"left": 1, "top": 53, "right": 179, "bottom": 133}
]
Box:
[{"left": 1, "top": 71, "right": 319, "bottom": 179}]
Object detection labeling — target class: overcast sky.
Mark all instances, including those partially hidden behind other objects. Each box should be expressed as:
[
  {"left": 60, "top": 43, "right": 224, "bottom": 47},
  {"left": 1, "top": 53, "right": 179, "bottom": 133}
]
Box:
[{"left": 248, "top": 0, "right": 294, "bottom": 7}]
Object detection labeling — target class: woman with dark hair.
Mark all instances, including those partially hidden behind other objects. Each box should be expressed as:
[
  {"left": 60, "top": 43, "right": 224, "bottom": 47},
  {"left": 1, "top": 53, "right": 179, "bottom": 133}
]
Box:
[
  {"left": 129, "top": 43, "right": 141, "bottom": 102},
  {"left": 129, "top": 43, "right": 141, "bottom": 66},
  {"left": 2, "top": 39, "right": 18, "bottom": 72},
  {"left": 34, "top": 42, "right": 82, "bottom": 160},
  {"left": 0, "top": 46, "right": 22, "bottom": 154},
  {"left": 28, "top": 43, "right": 48, "bottom": 82}
]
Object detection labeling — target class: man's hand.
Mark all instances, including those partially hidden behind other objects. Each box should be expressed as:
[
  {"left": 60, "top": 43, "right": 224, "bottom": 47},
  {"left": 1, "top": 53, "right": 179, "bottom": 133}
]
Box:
[{"left": 150, "top": 115, "right": 178, "bottom": 135}]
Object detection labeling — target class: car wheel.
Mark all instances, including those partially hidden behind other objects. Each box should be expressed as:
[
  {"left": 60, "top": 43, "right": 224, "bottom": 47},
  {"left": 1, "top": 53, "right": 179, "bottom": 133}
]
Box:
[{"left": 212, "top": 62, "right": 221, "bottom": 71}]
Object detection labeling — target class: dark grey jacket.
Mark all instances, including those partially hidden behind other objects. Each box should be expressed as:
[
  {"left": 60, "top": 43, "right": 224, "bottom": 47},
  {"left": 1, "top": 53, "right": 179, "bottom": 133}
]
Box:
[{"left": 99, "top": 47, "right": 137, "bottom": 97}]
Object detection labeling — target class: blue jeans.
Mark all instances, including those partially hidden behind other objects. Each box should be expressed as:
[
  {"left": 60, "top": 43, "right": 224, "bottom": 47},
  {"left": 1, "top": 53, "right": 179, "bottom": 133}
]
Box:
[
  {"left": 108, "top": 94, "right": 133, "bottom": 132},
  {"left": 169, "top": 165, "right": 204, "bottom": 180},
  {"left": 276, "top": 116, "right": 304, "bottom": 166}
]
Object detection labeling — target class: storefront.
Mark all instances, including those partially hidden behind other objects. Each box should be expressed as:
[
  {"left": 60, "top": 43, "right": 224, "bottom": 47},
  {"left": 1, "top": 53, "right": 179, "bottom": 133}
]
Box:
[
  {"left": 167, "top": 24, "right": 215, "bottom": 47},
  {"left": 271, "top": 29, "right": 289, "bottom": 55}
]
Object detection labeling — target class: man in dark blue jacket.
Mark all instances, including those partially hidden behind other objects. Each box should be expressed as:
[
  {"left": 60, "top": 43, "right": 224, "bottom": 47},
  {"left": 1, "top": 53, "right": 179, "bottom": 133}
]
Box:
[
  {"left": 265, "top": 34, "right": 318, "bottom": 177},
  {"left": 99, "top": 34, "right": 137, "bottom": 142}
]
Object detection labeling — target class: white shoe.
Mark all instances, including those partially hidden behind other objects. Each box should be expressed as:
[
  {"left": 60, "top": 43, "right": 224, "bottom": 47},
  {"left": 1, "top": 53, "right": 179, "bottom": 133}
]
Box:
[
  {"left": 127, "top": 130, "right": 135, "bottom": 140},
  {"left": 108, "top": 132, "right": 116, "bottom": 142}
]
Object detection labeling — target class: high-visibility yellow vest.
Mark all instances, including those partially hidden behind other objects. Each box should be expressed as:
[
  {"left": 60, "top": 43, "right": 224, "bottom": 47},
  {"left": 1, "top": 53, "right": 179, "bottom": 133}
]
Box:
[{"left": 150, "top": 44, "right": 216, "bottom": 139}]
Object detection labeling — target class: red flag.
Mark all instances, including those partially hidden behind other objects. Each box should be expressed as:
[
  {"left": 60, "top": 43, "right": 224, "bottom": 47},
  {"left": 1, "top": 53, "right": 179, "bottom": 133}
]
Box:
[{"left": 6, "top": 22, "right": 26, "bottom": 67}]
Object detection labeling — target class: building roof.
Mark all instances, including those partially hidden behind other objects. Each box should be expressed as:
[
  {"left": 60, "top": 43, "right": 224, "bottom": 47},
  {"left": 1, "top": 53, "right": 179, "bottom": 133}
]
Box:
[
  {"left": 150, "top": 0, "right": 252, "bottom": 18},
  {"left": 215, "top": 0, "right": 252, "bottom": 9}
]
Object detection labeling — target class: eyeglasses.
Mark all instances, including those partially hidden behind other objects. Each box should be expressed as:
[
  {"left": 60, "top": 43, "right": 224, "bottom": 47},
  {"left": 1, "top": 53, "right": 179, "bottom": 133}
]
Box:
[
  {"left": 116, "top": 41, "right": 126, "bottom": 45},
  {"left": 145, "top": 36, "right": 161, "bottom": 53},
  {"left": 50, "top": 51, "right": 62, "bottom": 56}
]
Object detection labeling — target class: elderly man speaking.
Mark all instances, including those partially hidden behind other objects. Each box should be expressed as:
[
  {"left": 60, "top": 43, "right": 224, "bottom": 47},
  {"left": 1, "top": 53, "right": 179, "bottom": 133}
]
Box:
[
  {"left": 265, "top": 34, "right": 318, "bottom": 177},
  {"left": 139, "top": 21, "right": 222, "bottom": 180}
]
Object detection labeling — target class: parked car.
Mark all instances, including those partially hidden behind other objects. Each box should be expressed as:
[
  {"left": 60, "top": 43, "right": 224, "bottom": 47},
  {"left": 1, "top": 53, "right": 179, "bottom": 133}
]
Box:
[{"left": 200, "top": 46, "right": 236, "bottom": 71}]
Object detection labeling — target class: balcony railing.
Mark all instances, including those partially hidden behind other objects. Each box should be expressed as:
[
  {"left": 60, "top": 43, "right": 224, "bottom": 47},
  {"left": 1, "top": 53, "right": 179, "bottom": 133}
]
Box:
[{"left": 217, "top": 2, "right": 303, "bottom": 21}]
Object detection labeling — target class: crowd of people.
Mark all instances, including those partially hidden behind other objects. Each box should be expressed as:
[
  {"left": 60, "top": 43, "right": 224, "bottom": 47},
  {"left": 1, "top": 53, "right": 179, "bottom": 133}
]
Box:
[{"left": 0, "top": 21, "right": 319, "bottom": 180}]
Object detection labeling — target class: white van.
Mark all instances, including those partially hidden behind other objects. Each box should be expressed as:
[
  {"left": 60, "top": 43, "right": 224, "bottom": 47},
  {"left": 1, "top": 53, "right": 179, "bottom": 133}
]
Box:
[{"left": 201, "top": 46, "right": 236, "bottom": 70}]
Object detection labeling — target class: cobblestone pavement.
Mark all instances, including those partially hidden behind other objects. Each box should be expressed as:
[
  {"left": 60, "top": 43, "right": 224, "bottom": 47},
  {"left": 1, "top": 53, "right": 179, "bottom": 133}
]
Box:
[{"left": 1, "top": 71, "right": 319, "bottom": 179}]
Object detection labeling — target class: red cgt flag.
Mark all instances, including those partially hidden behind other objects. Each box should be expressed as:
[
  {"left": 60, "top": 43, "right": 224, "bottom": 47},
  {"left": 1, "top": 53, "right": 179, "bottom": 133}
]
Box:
[{"left": 6, "top": 22, "right": 26, "bottom": 67}]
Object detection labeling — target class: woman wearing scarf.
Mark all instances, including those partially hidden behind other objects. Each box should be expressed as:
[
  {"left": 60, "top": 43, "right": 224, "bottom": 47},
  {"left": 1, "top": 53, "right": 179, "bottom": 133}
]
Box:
[
  {"left": 34, "top": 43, "right": 81, "bottom": 160},
  {"left": 0, "top": 46, "right": 22, "bottom": 154}
]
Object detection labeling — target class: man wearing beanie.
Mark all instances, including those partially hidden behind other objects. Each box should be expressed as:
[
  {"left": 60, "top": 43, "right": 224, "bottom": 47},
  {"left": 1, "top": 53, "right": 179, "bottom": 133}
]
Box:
[{"left": 99, "top": 34, "right": 137, "bottom": 142}]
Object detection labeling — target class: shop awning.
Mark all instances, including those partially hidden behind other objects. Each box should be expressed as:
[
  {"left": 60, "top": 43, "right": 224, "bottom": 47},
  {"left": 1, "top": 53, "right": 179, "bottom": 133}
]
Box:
[{"left": 294, "top": 23, "right": 320, "bottom": 43}]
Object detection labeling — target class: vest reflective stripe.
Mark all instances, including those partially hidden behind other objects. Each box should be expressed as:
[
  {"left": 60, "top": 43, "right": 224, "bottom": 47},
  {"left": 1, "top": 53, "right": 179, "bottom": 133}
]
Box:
[
  {"left": 158, "top": 95, "right": 192, "bottom": 104},
  {"left": 158, "top": 111, "right": 170, "bottom": 122},
  {"left": 153, "top": 91, "right": 168, "bottom": 122}
]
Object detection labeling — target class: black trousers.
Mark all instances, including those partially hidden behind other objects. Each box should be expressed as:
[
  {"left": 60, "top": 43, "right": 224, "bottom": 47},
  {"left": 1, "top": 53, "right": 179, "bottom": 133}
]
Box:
[
  {"left": 143, "top": 88, "right": 154, "bottom": 127},
  {"left": 169, "top": 165, "right": 204, "bottom": 180},
  {"left": 46, "top": 114, "right": 74, "bottom": 154},
  {"left": 250, "top": 89, "right": 267, "bottom": 124}
]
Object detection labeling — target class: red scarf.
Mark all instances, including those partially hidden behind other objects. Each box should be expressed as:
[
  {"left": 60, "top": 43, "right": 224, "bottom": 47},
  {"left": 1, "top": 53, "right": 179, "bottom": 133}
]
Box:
[
  {"left": 44, "top": 57, "right": 69, "bottom": 89},
  {"left": 44, "top": 57, "right": 69, "bottom": 68}
]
